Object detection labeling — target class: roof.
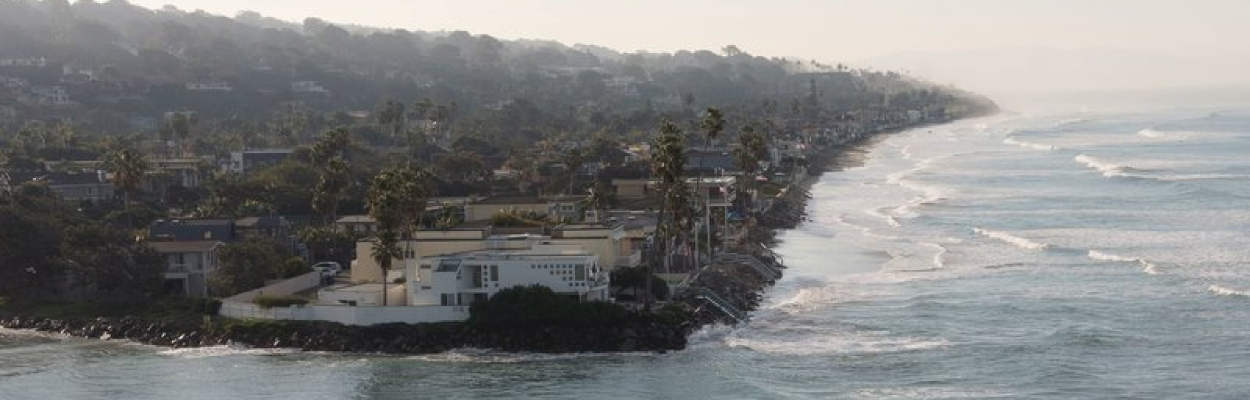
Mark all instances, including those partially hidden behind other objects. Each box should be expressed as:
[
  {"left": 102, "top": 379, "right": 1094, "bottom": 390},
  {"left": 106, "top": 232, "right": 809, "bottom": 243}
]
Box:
[
  {"left": 472, "top": 196, "right": 548, "bottom": 205},
  {"left": 336, "top": 215, "right": 376, "bottom": 224},
  {"left": 148, "top": 240, "right": 222, "bottom": 254},
  {"left": 236, "top": 216, "right": 290, "bottom": 229},
  {"left": 148, "top": 219, "right": 236, "bottom": 242}
]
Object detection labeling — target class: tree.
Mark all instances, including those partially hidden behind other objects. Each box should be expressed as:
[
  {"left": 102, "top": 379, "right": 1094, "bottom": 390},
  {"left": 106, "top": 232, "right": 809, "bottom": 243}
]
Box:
[
  {"left": 376, "top": 100, "right": 406, "bottom": 141},
  {"left": 647, "top": 119, "right": 687, "bottom": 310},
  {"left": 103, "top": 146, "right": 149, "bottom": 229},
  {"left": 312, "top": 156, "right": 350, "bottom": 226},
  {"left": 209, "top": 237, "right": 292, "bottom": 296},
  {"left": 734, "top": 123, "right": 769, "bottom": 211},
  {"left": 562, "top": 147, "right": 585, "bottom": 195},
  {"left": 366, "top": 165, "right": 432, "bottom": 305},
  {"left": 695, "top": 107, "right": 726, "bottom": 261}
]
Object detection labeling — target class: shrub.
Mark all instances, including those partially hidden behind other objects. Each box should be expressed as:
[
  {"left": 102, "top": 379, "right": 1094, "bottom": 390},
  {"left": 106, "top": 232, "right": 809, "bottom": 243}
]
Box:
[
  {"left": 254, "top": 295, "right": 309, "bottom": 308},
  {"left": 469, "top": 285, "right": 631, "bottom": 327}
]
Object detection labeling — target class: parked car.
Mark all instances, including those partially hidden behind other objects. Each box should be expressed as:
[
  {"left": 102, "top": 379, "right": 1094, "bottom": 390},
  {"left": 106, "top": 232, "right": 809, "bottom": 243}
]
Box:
[{"left": 312, "top": 261, "right": 342, "bottom": 279}]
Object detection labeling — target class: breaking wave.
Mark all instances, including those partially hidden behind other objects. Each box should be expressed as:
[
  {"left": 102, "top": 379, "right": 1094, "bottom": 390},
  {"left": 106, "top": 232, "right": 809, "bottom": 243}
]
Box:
[
  {"left": 1074, "top": 154, "right": 1148, "bottom": 178},
  {"left": 1004, "top": 136, "right": 1058, "bottom": 151},
  {"left": 1087, "top": 250, "right": 1163, "bottom": 275},
  {"left": 973, "top": 228, "right": 1051, "bottom": 251},
  {"left": 1208, "top": 285, "right": 1249, "bottom": 298}
]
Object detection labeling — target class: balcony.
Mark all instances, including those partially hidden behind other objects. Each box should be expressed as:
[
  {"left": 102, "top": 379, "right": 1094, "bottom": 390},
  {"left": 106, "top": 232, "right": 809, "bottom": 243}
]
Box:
[{"left": 166, "top": 263, "right": 199, "bottom": 273}]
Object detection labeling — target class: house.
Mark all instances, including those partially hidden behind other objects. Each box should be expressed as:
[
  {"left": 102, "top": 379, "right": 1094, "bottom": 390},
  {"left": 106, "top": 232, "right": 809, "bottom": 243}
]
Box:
[
  {"left": 351, "top": 221, "right": 636, "bottom": 283},
  {"left": 226, "top": 149, "right": 294, "bottom": 175},
  {"left": 336, "top": 215, "right": 378, "bottom": 235},
  {"left": 8, "top": 170, "right": 114, "bottom": 203},
  {"left": 235, "top": 216, "right": 292, "bottom": 240},
  {"left": 405, "top": 242, "right": 611, "bottom": 309},
  {"left": 291, "top": 81, "right": 329, "bottom": 94},
  {"left": 185, "top": 81, "right": 232, "bottom": 91},
  {"left": 150, "top": 240, "right": 224, "bottom": 297},
  {"left": 463, "top": 195, "right": 583, "bottom": 222},
  {"left": 147, "top": 158, "right": 203, "bottom": 188},
  {"left": 148, "top": 219, "right": 237, "bottom": 242},
  {"left": 30, "top": 85, "right": 71, "bottom": 106},
  {"left": 686, "top": 148, "right": 738, "bottom": 175}
]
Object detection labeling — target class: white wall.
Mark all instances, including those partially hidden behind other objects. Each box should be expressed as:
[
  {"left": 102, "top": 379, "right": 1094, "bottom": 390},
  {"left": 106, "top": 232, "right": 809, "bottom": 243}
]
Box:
[{"left": 218, "top": 302, "right": 468, "bottom": 326}]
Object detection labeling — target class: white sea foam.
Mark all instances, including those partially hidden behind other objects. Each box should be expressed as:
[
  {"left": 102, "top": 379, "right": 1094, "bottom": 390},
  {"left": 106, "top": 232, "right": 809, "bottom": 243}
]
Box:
[
  {"left": 158, "top": 345, "right": 300, "bottom": 358},
  {"left": 922, "top": 242, "right": 948, "bottom": 269},
  {"left": 1138, "top": 129, "right": 1167, "bottom": 138},
  {"left": 724, "top": 331, "right": 949, "bottom": 356},
  {"left": 1207, "top": 285, "right": 1249, "bottom": 298},
  {"left": 1088, "top": 250, "right": 1163, "bottom": 275},
  {"left": 973, "top": 228, "right": 1051, "bottom": 251},
  {"left": 408, "top": 348, "right": 657, "bottom": 363},
  {"left": 1003, "top": 136, "right": 1057, "bottom": 151},
  {"left": 899, "top": 145, "right": 914, "bottom": 160},
  {"left": 1074, "top": 154, "right": 1145, "bottom": 178}
]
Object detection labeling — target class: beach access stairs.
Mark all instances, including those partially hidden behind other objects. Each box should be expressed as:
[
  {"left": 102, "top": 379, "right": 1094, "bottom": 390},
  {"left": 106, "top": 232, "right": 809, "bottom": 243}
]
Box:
[
  {"left": 715, "top": 252, "right": 783, "bottom": 281},
  {"left": 693, "top": 287, "right": 749, "bottom": 324}
]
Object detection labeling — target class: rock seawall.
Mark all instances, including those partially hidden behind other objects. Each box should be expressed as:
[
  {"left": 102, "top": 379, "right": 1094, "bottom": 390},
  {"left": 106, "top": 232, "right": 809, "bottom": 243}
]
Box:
[{"left": 0, "top": 315, "right": 686, "bottom": 354}]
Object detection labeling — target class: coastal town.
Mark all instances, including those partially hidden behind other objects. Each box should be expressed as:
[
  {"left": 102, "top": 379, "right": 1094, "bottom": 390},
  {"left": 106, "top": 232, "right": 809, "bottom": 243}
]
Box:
[{"left": 0, "top": 0, "right": 996, "bottom": 353}]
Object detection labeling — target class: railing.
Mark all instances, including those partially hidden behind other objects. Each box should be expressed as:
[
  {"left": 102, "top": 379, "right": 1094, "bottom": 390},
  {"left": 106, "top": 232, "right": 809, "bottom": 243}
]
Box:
[
  {"left": 693, "top": 287, "right": 748, "bottom": 324},
  {"left": 166, "top": 263, "right": 198, "bottom": 273},
  {"left": 715, "top": 253, "right": 782, "bottom": 281}
]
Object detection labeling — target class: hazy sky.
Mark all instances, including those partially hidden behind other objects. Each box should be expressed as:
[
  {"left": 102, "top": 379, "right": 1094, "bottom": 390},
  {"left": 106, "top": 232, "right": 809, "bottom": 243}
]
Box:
[{"left": 127, "top": 0, "right": 1250, "bottom": 96}]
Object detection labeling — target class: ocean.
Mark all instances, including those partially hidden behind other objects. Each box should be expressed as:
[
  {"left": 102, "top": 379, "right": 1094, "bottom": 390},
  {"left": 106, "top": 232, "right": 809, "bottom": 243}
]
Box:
[{"left": 4, "top": 104, "right": 1250, "bottom": 399}]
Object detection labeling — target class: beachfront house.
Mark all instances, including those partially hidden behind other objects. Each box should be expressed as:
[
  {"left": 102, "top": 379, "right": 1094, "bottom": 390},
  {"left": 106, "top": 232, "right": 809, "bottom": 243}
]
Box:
[
  {"left": 407, "top": 242, "right": 611, "bottom": 309},
  {"left": 150, "top": 240, "right": 224, "bottom": 297}
]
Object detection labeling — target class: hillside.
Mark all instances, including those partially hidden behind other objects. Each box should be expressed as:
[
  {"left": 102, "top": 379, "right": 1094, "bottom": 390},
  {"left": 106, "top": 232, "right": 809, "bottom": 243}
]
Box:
[{"left": 0, "top": 0, "right": 995, "bottom": 151}]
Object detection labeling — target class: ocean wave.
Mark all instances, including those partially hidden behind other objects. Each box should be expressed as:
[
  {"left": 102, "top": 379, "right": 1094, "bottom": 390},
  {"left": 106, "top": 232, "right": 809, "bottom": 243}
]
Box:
[
  {"left": 1003, "top": 136, "right": 1057, "bottom": 151},
  {"left": 922, "top": 242, "right": 948, "bottom": 269},
  {"left": 157, "top": 344, "right": 301, "bottom": 358},
  {"left": 407, "top": 348, "right": 658, "bottom": 363},
  {"left": 1087, "top": 250, "right": 1163, "bottom": 275},
  {"left": 1074, "top": 154, "right": 1148, "bottom": 178},
  {"left": 1207, "top": 285, "right": 1249, "bottom": 298},
  {"left": 899, "top": 145, "right": 914, "bottom": 160},
  {"left": 724, "top": 331, "right": 949, "bottom": 356},
  {"left": 973, "top": 228, "right": 1051, "bottom": 251}
]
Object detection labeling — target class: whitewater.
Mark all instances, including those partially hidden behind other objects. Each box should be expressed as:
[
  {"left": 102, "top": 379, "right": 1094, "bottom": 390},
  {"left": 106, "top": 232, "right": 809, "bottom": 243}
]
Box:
[{"left": 5, "top": 106, "right": 1250, "bottom": 399}]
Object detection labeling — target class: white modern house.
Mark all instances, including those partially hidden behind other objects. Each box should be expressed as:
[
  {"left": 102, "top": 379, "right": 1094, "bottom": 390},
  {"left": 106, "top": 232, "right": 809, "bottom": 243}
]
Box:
[
  {"left": 406, "top": 242, "right": 611, "bottom": 308},
  {"left": 149, "top": 240, "right": 224, "bottom": 297},
  {"left": 220, "top": 239, "right": 612, "bottom": 326}
]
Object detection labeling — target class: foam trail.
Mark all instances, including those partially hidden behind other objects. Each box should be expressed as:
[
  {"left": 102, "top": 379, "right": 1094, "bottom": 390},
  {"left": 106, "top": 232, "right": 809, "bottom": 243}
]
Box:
[
  {"left": 922, "top": 242, "right": 948, "bottom": 269},
  {"left": 1004, "top": 136, "right": 1057, "bottom": 151},
  {"left": 973, "top": 228, "right": 1051, "bottom": 251},
  {"left": 1088, "top": 250, "right": 1163, "bottom": 275},
  {"left": 1208, "top": 285, "right": 1249, "bottom": 298},
  {"left": 1138, "top": 129, "right": 1166, "bottom": 138},
  {"left": 1074, "top": 154, "right": 1141, "bottom": 178}
]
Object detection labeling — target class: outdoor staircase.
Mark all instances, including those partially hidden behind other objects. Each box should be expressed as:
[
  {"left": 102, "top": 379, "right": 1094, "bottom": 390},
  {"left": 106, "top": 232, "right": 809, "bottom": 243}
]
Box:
[
  {"left": 693, "top": 287, "right": 749, "bottom": 324},
  {"left": 715, "top": 253, "right": 783, "bottom": 281}
]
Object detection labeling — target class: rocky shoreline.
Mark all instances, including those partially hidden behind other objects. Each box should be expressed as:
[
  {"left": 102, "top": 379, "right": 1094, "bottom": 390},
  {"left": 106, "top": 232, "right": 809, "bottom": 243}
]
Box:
[
  {"left": 0, "top": 314, "right": 688, "bottom": 354},
  {"left": 0, "top": 122, "right": 943, "bottom": 355}
]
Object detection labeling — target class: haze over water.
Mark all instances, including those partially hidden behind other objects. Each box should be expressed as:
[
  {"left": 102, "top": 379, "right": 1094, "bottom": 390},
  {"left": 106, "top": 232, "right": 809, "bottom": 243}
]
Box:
[{"left": 5, "top": 100, "right": 1250, "bottom": 398}]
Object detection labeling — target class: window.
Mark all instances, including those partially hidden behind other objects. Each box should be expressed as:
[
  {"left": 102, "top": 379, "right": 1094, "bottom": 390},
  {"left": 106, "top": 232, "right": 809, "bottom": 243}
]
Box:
[
  {"left": 441, "top": 293, "right": 455, "bottom": 306},
  {"left": 490, "top": 265, "right": 499, "bottom": 281}
]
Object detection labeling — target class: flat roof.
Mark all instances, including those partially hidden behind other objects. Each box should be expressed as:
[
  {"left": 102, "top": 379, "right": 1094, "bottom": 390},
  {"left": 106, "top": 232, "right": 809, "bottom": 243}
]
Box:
[{"left": 148, "top": 240, "right": 222, "bottom": 253}]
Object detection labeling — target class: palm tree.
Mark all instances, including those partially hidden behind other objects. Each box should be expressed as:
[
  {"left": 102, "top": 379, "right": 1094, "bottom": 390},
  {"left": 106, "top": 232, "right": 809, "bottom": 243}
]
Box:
[
  {"left": 695, "top": 107, "right": 725, "bottom": 263},
  {"left": 734, "top": 123, "right": 769, "bottom": 213},
  {"left": 103, "top": 146, "right": 149, "bottom": 228},
  {"left": 312, "top": 156, "right": 350, "bottom": 226},
  {"left": 563, "top": 147, "right": 585, "bottom": 195},
  {"left": 648, "top": 119, "right": 687, "bottom": 310},
  {"left": 366, "top": 165, "right": 432, "bottom": 306},
  {"left": 376, "top": 100, "right": 406, "bottom": 141}
]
